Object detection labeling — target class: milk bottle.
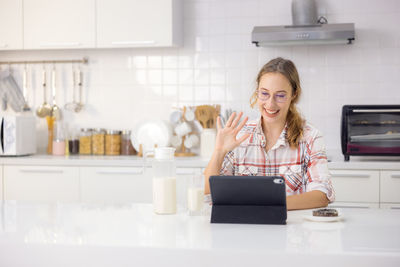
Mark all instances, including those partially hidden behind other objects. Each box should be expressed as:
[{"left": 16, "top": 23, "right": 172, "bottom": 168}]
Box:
[{"left": 152, "top": 147, "right": 177, "bottom": 214}]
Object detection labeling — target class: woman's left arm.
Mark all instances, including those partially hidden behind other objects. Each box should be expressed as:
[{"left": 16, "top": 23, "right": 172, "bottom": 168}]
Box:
[
  {"left": 286, "top": 190, "right": 329, "bottom": 210},
  {"left": 288, "top": 129, "right": 335, "bottom": 210}
]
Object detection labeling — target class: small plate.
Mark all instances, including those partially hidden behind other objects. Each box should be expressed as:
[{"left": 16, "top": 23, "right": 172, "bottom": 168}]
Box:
[
  {"left": 131, "top": 120, "right": 172, "bottom": 153},
  {"left": 303, "top": 214, "right": 343, "bottom": 222}
]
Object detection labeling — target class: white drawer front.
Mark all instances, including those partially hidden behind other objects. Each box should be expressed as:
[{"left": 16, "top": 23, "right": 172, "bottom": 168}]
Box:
[
  {"left": 0, "top": 165, "right": 3, "bottom": 201},
  {"left": 380, "top": 203, "right": 400, "bottom": 210},
  {"left": 330, "top": 169, "right": 379, "bottom": 203},
  {"left": 80, "top": 166, "right": 151, "bottom": 204},
  {"left": 4, "top": 165, "right": 79, "bottom": 202},
  {"left": 380, "top": 171, "right": 400, "bottom": 203},
  {"left": 329, "top": 202, "right": 379, "bottom": 209}
]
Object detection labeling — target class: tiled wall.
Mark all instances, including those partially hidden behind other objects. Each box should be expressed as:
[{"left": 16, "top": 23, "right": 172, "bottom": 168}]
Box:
[{"left": 1, "top": 0, "right": 399, "bottom": 154}]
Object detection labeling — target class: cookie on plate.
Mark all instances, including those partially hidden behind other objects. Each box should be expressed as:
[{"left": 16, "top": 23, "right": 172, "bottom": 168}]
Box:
[{"left": 312, "top": 208, "right": 339, "bottom": 217}]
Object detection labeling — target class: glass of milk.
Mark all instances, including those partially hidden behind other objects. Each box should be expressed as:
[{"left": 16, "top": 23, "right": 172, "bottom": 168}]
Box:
[
  {"left": 152, "top": 147, "right": 177, "bottom": 215},
  {"left": 187, "top": 175, "right": 205, "bottom": 216}
]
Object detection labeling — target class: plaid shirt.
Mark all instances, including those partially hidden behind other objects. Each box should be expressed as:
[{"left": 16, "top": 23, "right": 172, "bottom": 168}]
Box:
[{"left": 220, "top": 118, "right": 335, "bottom": 202}]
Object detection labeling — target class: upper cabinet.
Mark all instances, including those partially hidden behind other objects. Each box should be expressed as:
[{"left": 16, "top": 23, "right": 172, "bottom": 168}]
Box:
[
  {"left": 96, "top": 0, "right": 182, "bottom": 48},
  {"left": 0, "top": 0, "right": 182, "bottom": 50},
  {"left": 0, "top": 0, "right": 23, "bottom": 50},
  {"left": 23, "top": 0, "right": 96, "bottom": 49}
]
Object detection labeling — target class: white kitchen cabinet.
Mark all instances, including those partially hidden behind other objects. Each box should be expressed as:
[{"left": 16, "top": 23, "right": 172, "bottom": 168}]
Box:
[
  {"left": 0, "top": 165, "right": 3, "bottom": 201},
  {"left": 380, "top": 203, "right": 400, "bottom": 209},
  {"left": 329, "top": 169, "right": 380, "bottom": 204},
  {"left": 96, "top": 0, "right": 182, "bottom": 48},
  {"left": 3, "top": 165, "right": 80, "bottom": 202},
  {"left": 80, "top": 166, "right": 152, "bottom": 204},
  {"left": 329, "top": 202, "right": 379, "bottom": 209},
  {"left": 380, "top": 170, "right": 400, "bottom": 203},
  {"left": 23, "top": 0, "right": 95, "bottom": 49},
  {"left": 0, "top": 0, "right": 23, "bottom": 50}
]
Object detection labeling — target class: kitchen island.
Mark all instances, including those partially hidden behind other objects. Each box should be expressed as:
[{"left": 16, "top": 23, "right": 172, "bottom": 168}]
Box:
[{"left": 0, "top": 202, "right": 399, "bottom": 267}]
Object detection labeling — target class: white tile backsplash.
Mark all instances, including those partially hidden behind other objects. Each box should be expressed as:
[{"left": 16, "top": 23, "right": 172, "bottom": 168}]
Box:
[{"left": 1, "top": 0, "right": 399, "bottom": 153}]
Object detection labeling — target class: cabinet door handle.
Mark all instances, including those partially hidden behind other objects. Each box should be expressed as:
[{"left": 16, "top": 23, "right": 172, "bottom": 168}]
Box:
[
  {"left": 391, "top": 175, "right": 400, "bottom": 179},
  {"left": 111, "top": 40, "right": 156, "bottom": 45},
  {"left": 40, "top": 42, "right": 82, "bottom": 47},
  {"left": 330, "top": 205, "right": 370, "bottom": 209},
  {"left": 96, "top": 169, "right": 143, "bottom": 175},
  {"left": 332, "top": 174, "right": 370, "bottom": 178},
  {"left": 176, "top": 169, "right": 196, "bottom": 175},
  {"left": 20, "top": 169, "right": 64, "bottom": 174}
]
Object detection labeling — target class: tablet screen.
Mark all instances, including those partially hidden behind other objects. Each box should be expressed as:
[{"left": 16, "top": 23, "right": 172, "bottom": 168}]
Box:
[{"left": 209, "top": 176, "right": 286, "bottom": 206}]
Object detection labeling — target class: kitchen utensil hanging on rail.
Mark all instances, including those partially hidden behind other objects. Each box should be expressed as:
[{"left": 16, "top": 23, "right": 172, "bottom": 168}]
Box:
[
  {"left": 0, "top": 66, "right": 27, "bottom": 112},
  {"left": 64, "top": 64, "right": 81, "bottom": 112},
  {"left": 76, "top": 67, "right": 84, "bottom": 112},
  {"left": 22, "top": 64, "right": 31, "bottom": 111},
  {"left": 51, "top": 65, "right": 61, "bottom": 120},
  {"left": 36, "top": 66, "right": 52, "bottom": 118}
]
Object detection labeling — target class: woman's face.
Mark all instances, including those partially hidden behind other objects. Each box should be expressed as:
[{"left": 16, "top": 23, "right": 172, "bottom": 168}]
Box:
[{"left": 257, "top": 72, "right": 293, "bottom": 125}]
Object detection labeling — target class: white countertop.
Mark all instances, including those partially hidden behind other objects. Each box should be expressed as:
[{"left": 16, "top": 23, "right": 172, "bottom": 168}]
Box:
[
  {"left": 0, "top": 202, "right": 399, "bottom": 267},
  {"left": 1, "top": 153, "right": 399, "bottom": 170}
]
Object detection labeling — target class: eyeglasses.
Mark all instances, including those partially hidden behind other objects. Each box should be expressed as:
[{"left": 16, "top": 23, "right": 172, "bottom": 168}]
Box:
[{"left": 257, "top": 90, "right": 289, "bottom": 103}]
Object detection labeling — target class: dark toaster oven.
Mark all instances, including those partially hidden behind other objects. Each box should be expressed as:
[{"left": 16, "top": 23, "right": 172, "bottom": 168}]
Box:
[{"left": 341, "top": 105, "right": 400, "bottom": 161}]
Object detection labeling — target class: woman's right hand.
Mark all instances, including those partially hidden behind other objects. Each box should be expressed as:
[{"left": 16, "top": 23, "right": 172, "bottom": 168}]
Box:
[{"left": 214, "top": 111, "right": 250, "bottom": 154}]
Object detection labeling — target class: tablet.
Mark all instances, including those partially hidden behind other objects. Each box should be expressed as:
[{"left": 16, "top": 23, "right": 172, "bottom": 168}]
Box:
[{"left": 209, "top": 175, "right": 287, "bottom": 224}]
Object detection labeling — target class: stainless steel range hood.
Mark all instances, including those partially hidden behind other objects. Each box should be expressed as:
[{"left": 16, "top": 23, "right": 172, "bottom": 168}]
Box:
[
  {"left": 252, "top": 0, "right": 355, "bottom": 47},
  {"left": 252, "top": 23, "right": 355, "bottom": 46}
]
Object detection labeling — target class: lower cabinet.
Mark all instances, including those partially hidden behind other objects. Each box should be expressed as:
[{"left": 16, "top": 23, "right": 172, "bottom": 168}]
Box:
[
  {"left": 329, "top": 169, "right": 380, "bottom": 208},
  {"left": 3, "top": 165, "right": 80, "bottom": 202},
  {"left": 0, "top": 165, "right": 3, "bottom": 201},
  {"left": 80, "top": 166, "right": 151, "bottom": 204},
  {"left": 380, "top": 170, "right": 400, "bottom": 204},
  {"left": 2, "top": 163, "right": 398, "bottom": 208}
]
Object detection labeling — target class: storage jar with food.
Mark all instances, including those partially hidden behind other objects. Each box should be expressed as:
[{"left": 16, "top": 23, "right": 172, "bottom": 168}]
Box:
[
  {"left": 79, "top": 128, "right": 92, "bottom": 155},
  {"left": 92, "top": 128, "right": 106, "bottom": 155},
  {"left": 121, "top": 130, "right": 136, "bottom": 155},
  {"left": 105, "top": 130, "right": 121, "bottom": 155}
]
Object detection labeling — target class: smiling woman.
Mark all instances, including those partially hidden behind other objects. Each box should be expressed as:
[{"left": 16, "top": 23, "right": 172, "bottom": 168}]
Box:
[{"left": 204, "top": 57, "right": 335, "bottom": 211}]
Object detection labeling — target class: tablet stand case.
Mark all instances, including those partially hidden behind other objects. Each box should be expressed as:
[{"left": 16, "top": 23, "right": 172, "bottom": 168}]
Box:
[{"left": 210, "top": 176, "right": 287, "bottom": 225}]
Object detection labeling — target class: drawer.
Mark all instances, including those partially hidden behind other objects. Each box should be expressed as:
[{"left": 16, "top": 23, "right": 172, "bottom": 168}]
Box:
[
  {"left": 4, "top": 165, "right": 79, "bottom": 202},
  {"left": 380, "top": 171, "right": 400, "bottom": 203},
  {"left": 380, "top": 203, "right": 400, "bottom": 210},
  {"left": 80, "top": 166, "right": 151, "bottom": 204},
  {"left": 329, "top": 202, "right": 379, "bottom": 209},
  {"left": 330, "top": 169, "right": 379, "bottom": 203}
]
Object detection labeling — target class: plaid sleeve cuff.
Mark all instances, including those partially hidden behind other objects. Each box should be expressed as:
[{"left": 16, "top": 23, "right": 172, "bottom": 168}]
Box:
[{"left": 306, "top": 181, "right": 336, "bottom": 202}]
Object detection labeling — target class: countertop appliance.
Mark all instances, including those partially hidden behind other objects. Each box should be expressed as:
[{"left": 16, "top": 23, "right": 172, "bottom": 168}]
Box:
[
  {"left": 0, "top": 114, "right": 36, "bottom": 156},
  {"left": 341, "top": 105, "right": 400, "bottom": 161}
]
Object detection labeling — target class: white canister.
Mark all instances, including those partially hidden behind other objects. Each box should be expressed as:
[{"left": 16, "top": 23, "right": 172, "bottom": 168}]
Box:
[{"left": 200, "top": 129, "right": 216, "bottom": 159}]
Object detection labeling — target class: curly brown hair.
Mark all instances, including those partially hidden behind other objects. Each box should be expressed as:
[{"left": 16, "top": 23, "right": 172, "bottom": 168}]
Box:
[{"left": 250, "top": 57, "right": 304, "bottom": 148}]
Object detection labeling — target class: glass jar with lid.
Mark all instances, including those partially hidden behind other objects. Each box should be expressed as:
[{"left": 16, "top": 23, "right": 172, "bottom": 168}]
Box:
[
  {"left": 52, "top": 121, "right": 66, "bottom": 156},
  {"left": 105, "top": 130, "right": 121, "bottom": 155},
  {"left": 121, "top": 130, "right": 136, "bottom": 155},
  {"left": 92, "top": 128, "right": 106, "bottom": 155},
  {"left": 69, "top": 129, "right": 79, "bottom": 155},
  {"left": 79, "top": 128, "right": 92, "bottom": 155}
]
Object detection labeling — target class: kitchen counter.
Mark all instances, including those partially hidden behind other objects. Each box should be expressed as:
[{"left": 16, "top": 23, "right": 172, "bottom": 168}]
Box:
[
  {"left": 0, "top": 202, "right": 399, "bottom": 267},
  {"left": 1, "top": 154, "right": 399, "bottom": 170}
]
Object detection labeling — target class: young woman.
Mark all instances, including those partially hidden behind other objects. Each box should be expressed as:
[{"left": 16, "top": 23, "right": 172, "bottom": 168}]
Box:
[{"left": 204, "top": 57, "right": 335, "bottom": 210}]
